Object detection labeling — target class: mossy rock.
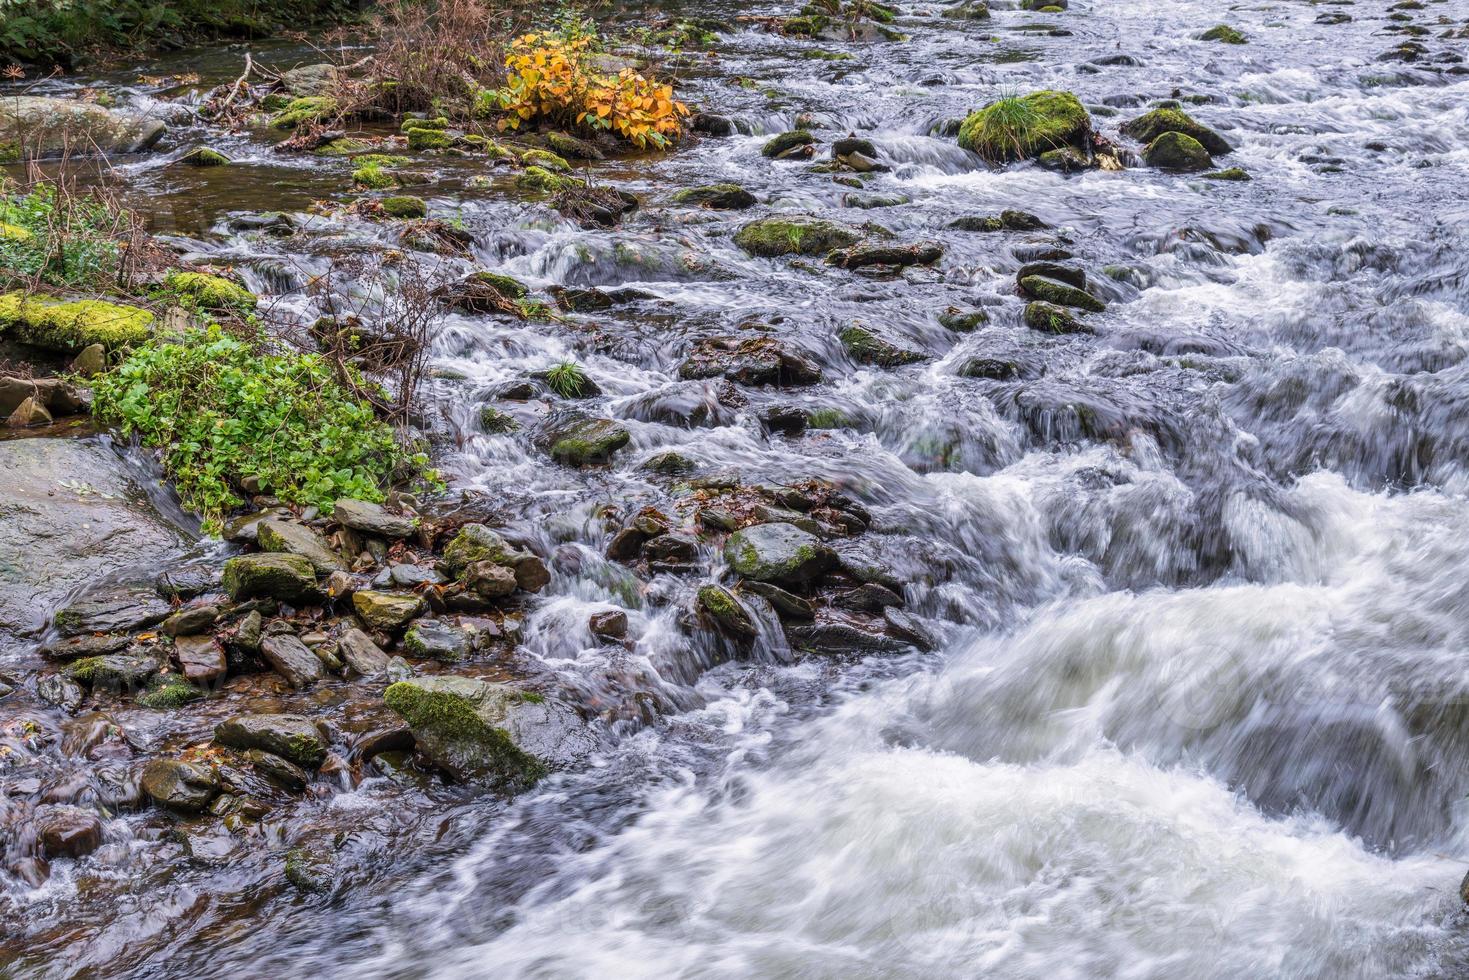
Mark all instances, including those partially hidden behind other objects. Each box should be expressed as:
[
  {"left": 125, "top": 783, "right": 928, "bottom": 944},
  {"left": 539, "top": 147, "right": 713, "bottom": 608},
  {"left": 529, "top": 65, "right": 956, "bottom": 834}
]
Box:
[
  {"left": 380, "top": 195, "right": 427, "bottom": 219},
  {"left": 221, "top": 553, "right": 319, "bottom": 603},
  {"left": 400, "top": 116, "right": 449, "bottom": 133},
  {"left": 403, "top": 619, "right": 472, "bottom": 661},
  {"left": 407, "top": 127, "right": 454, "bottom": 151},
  {"left": 465, "top": 271, "right": 529, "bottom": 300},
  {"left": 671, "top": 184, "right": 757, "bottom": 210},
  {"left": 1019, "top": 275, "right": 1106, "bottom": 312},
  {"left": 1023, "top": 300, "right": 1090, "bottom": 334},
  {"left": 839, "top": 324, "right": 926, "bottom": 366},
  {"left": 312, "top": 137, "right": 375, "bottom": 157},
  {"left": 546, "top": 131, "right": 604, "bottom": 160},
  {"left": 520, "top": 148, "right": 571, "bottom": 172},
  {"left": 0, "top": 221, "right": 32, "bottom": 242},
  {"left": 734, "top": 217, "right": 860, "bottom": 258},
  {"left": 441, "top": 523, "right": 523, "bottom": 576},
  {"left": 352, "top": 590, "right": 424, "bottom": 632},
  {"left": 1202, "top": 166, "right": 1251, "bottom": 181},
  {"left": 65, "top": 653, "right": 160, "bottom": 689},
  {"left": 164, "top": 271, "right": 257, "bottom": 310},
  {"left": 352, "top": 163, "right": 398, "bottom": 189},
  {"left": 138, "top": 677, "right": 205, "bottom": 709},
  {"left": 940, "top": 1, "right": 991, "bottom": 20},
  {"left": 957, "top": 90, "right": 1091, "bottom": 162},
  {"left": 1199, "top": 24, "right": 1246, "bottom": 44},
  {"left": 697, "top": 584, "right": 757, "bottom": 641},
  {"left": 724, "top": 522, "right": 835, "bottom": 585},
  {"left": 938, "top": 308, "right": 989, "bottom": 331},
  {"left": 383, "top": 675, "right": 593, "bottom": 788},
  {"left": 1143, "top": 131, "right": 1212, "bottom": 171},
  {"left": 214, "top": 713, "right": 328, "bottom": 767},
  {"left": 1120, "top": 107, "right": 1231, "bottom": 155},
  {"left": 761, "top": 130, "right": 817, "bottom": 158},
  {"left": 179, "top": 146, "right": 230, "bottom": 167},
  {"left": 271, "top": 96, "right": 335, "bottom": 130},
  {"left": 516, "top": 166, "right": 579, "bottom": 194},
  {"left": 0, "top": 293, "right": 153, "bottom": 351},
  {"left": 544, "top": 414, "right": 631, "bottom": 466}
]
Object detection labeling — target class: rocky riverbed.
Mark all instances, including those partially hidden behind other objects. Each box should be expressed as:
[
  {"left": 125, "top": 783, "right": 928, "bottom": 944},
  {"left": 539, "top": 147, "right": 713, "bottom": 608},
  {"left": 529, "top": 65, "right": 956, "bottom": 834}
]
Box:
[{"left": 4, "top": 0, "right": 1469, "bottom": 976}]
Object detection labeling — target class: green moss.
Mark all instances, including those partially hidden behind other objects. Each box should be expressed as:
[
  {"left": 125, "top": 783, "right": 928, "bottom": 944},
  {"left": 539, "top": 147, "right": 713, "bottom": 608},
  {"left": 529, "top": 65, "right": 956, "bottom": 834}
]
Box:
[
  {"left": 515, "top": 166, "right": 578, "bottom": 194},
  {"left": 407, "top": 127, "right": 454, "bottom": 151},
  {"left": 1020, "top": 275, "right": 1105, "bottom": 312},
  {"left": 466, "top": 271, "right": 528, "bottom": 299},
  {"left": 312, "top": 138, "right": 374, "bottom": 157},
  {"left": 520, "top": 149, "right": 571, "bottom": 172},
  {"left": 400, "top": 116, "right": 449, "bottom": 133},
  {"left": 179, "top": 146, "right": 230, "bottom": 167},
  {"left": 352, "top": 163, "right": 398, "bottom": 189},
  {"left": 806, "top": 407, "right": 849, "bottom": 429},
  {"left": 733, "top": 217, "right": 859, "bottom": 258},
  {"left": 1202, "top": 167, "right": 1251, "bottom": 181},
  {"left": 1120, "top": 108, "right": 1231, "bottom": 155},
  {"left": 480, "top": 406, "right": 519, "bottom": 433},
  {"left": 783, "top": 14, "right": 830, "bottom": 35},
  {"left": 1199, "top": 24, "right": 1246, "bottom": 43},
  {"left": 839, "top": 324, "right": 925, "bottom": 366},
  {"left": 139, "top": 678, "right": 204, "bottom": 708},
  {"left": 380, "top": 195, "right": 427, "bottom": 219},
  {"left": 1023, "top": 300, "right": 1087, "bottom": 334},
  {"left": 761, "top": 130, "right": 816, "bottom": 158},
  {"left": 957, "top": 90, "right": 1090, "bottom": 162},
  {"left": 384, "top": 681, "right": 547, "bottom": 781},
  {"left": 1143, "top": 131, "right": 1211, "bottom": 171},
  {"left": 0, "top": 293, "right": 153, "bottom": 351},
  {"left": 0, "top": 142, "right": 19, "bottom": 163},
  {"left": 163, "top": 271, "right": 257, "bottom": 310},
  {"left": 272, "top": 96, "right": 336, "bottom": 130}
]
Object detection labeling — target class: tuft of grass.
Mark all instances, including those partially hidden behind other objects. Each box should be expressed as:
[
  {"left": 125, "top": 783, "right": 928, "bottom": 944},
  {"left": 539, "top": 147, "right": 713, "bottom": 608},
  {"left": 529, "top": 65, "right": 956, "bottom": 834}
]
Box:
[{"left": 545, "top": 360, "right": 590, "bottom": 398}]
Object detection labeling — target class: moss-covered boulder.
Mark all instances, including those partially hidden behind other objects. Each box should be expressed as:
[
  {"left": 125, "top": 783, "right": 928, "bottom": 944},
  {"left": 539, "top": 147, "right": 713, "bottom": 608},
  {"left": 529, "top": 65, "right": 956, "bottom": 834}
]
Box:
[
  {"left": 0, "top": 95, "right": 165, "bottom": 158},
  {"left": 1144, "top": 131, "right": 1212, "bottom": 171},
  {"left": 403, "top": 619, "right": 473, "bottom": 661},
  {"left": 214, "top": 713, "right": 328, "bottom": 768},
  {"left": 441, "top": 523, "right": 523, "bottom": 575},
  {"left": 734, "top": 217, "right": 860, "bottom": 257},
  {"left": 839, "top": 324, "right": 926, "bottom": 366},
  {"left": 539, "top": 411, "right": 631, "bottom": 466},
  {"left": 256, "top": 519, "right": 345, "bottom": 574},
  {"left": 406, "top": 126, "right": 454, "bottom": 151},
  {"left": 0, "top": 293, "right": 153, "bottom": 351},
  {"left": 380, "top": 195, "right": 427, "bottom": 219},
  {"left": 352, "top": 590, "right": 424, "bottom": 632},
  {"left": 1199, "top": 24, "right": 1246, "bottom": 44},
  {"left": 383, "top": 675, "right": 594, "bottom": 788},
  {"left": 271, "top": 96, "right": 336, "bottom": 130},
  {"left": 515, "top": 166, "right": 579, "bottom": 194},
  {"left": 163, "top": 271, "right": 256, "bottom": 310},
  {"left": 400, "top": 116, "right": 449, "bottom": 134},
  {"left": 546, "top": 131, "right": 603, "bottom": 160},
  {"left": 761, "top": 130, "right": 816, "bottom": 158},
  {"left": 179, "top": 146, "right": 230, "bottom": 167},
  {"left": 141, "top": 759, "right": 218, "bottom": 812},
  {"left": 957, "top": 90, "right": 1091, "bottom": 163},
  {"left": 724, "top": 522, "right": 835, "bottom": 584},
  {"left": 671, "top": 183, "right": 758, "bottom": 209},
  {"left": 64, "top": 653, "right": 160, "bottom": 690},
  {"left": 520, "top": 148, "right": 571, "bottom": 172},
  {"left": 697, "top": 584, "right": 758, "bottom": 641},
  {"left": 1019, "top": 275, "right": 1106, "bottom": 312},
  {"left": 1023, "top": 300, "right": 1091, "bottom": 334},
  {"left": 221, "top": 553, "right": 319, "bottom": 603},
  {"left": 1119, "top": 108, "right": 1231, "bottom": 155}
]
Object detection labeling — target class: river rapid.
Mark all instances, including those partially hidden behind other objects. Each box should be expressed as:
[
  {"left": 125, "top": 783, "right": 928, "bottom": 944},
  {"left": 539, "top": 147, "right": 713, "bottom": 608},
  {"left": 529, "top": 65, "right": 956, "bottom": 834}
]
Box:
[{"left": 5, "top": 0, "right": 1469, "bottom": 975}]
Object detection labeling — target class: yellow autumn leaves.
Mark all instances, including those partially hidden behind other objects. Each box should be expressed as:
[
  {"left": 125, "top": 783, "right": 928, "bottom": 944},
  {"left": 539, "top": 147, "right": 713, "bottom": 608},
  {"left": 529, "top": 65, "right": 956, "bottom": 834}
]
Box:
[{"left": 496, "top": 33, "right": 689, "bottom": 149}]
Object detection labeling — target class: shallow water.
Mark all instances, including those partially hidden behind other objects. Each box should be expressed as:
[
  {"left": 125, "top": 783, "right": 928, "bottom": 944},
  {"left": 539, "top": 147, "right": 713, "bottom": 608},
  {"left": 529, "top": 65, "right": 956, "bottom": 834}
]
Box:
[{"left": 5, "top": 0, "right": 1469, "bottom": 975}]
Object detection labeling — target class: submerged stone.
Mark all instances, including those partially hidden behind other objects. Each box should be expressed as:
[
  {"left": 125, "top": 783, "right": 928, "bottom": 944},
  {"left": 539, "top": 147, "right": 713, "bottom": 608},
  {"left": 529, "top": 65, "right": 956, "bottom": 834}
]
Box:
[
  {"left": 839, "top": 324, "right": 926, "bottom": 366},
  {"left": 671, "top": 183, "right": 757, "bottom": 209}
]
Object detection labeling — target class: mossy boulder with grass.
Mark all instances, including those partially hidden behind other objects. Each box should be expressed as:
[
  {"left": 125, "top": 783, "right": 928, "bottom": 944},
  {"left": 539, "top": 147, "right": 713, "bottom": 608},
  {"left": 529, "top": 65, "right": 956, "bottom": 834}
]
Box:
[
  {"left": 515, "top": 166, "right": 579, "bottom": 194},
  {"left": 380, "top": 195, "right": 427, "bottom": 219},
  {"left": 407, "top": 127, "right": 454, "bottom": 151},
  {"left": 384, "top": 675, "right": 594, "bottom": 788},
  {"left": 957, "top": 90, "right": 1091, "bottom": 163},
  {"left": 1143, "top": 131, "right": 1212, "bottom": 171},
  {"left": 400, "top": 116, "right": 449, "bottom": 133},
  {"left": 179, "top": 146, "right": 230, "bottom": 167},
  {"left": 353, "top": 163, "right": 398, "bottom": 189},
  {"left": 1199, "top": 24, "right": 1246, "bottom": 44},
  {"left": 0, "top": 293, "right": 153, "bottom": 351},
  {"left": 163, "top": 271, "right": 256, "bottom": 310},
  {"left": 734, "top": 217, "right": 860, "bottom": 257},
  {"left": 271, "top": 96, "right": 336, "bottom": 130},
  {"left": 1120, "top": 107, "right": 1231, "bottom": 155},
  {"left": 1023, "top": 300, "right": 1091, "bottom": 334}
]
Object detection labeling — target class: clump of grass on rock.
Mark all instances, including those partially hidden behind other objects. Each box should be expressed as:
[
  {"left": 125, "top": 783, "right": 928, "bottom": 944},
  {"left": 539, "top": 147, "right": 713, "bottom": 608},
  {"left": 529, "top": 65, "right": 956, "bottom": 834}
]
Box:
[{"left": 957, "top": 90, "right": 1091, "bottom": 163}]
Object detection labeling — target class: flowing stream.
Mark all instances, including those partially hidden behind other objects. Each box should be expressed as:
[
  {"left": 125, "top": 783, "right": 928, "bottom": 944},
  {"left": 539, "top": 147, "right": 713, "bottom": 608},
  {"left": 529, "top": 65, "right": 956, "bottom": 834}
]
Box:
[{"left": 6, "top": 0, "right": 1469, "bottom": 975}]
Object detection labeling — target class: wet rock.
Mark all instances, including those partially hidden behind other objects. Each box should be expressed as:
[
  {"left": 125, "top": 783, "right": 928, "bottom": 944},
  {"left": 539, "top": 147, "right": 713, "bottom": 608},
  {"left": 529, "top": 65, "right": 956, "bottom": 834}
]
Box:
[
  {"left": 137, "top": 676, "right": 204, "bottom": 709},
  {"left": 740, "top": 580, "right": 815, "bottom": 619},
  {"left": 280, "top": 63, "right": 338, "bottom": 97},
  {"left": 883, "top": 607, "right": 936, "bottom": 651},
  {"left": 692, "top": 113, "right": 734, "bottom": 136},
  {"left": 53, "top": 586, "right": 172, "bottom": 637},
  {"left": 1024, "top": 301, "right": 1092, "bottom": 334},
  {"left": 221, "top": 507, "right": 290, "bottom": 545},
  {"left": 1019, "top": 276, "right": 1106, "bottom": 312},
  {"left": 787, "top": 621, "right": 908, "bottom": 655},
  {"left": 547, "top": 287, "right": 651, "bottom": 314},
  {"left": 247, "top": 749, "right": 310, "bottom": 790},
  {"left": 0, "top": 96, "right": 165, "bottom": 157},
  {"left": 678, "top": 335, "right": 823, "bottom": 387},
  {"left": 1198, "top": 24, "right": 1246, "bottom": 44},
  {"left": 1017, "top": 261, "right": 1085, "bottom": 289},
  {"left": 1202, "top": 167, "right": 1251, "bottom": 181},
  {"left": 141, "top": 760, "right": 218, "bottom": 812},
  {"left": 950, "top": 209, "right": 1047, "bottom": 232},
  {"left": 697, "top": 584, "right": 758, "bottom": 641},
  {"left": 6, "top": 395, "right": 50, "bottom": 427},
  {"left": 37, "top": 675, "right": 84, "bottom": 711},
  {"left": 259, "top": 634, "right": 329, "bottom": 687},
  {"left": 940, "top": 0, "right": 990, "bottom": 18},
  {"left": 161, "top": 604, "right": 220, "bottom": 637},
  {"left": 215, "top": 713, "right": 328, "bottom": 767},
  {"left": 221, "top": 553, "right": 319, "bottom": 604},
  {"left": 332, "top": 499, "right": 417, "bottom": 539},
  {"left": 958, "top": 90, "right": 1091, "bottom": 162},
  {"left": 441, "top": 523, "right": 522, "bottom": 574},
  {"left": 174, "top": 634, "right": 227, "bottom": 684},
  {"left": 1144, "top": 131, "right": 1212, "bottom": 171},
  {"left": 40, "top": 633, "right": 130, "bottom": 660},
  {"left": 384, "top": 676, "right": 595, "bottom": 788},
  {"left": 833, "top": 582, "right": 904, "bottom": 611},
  {"left": 256, "top": 519, "right": 345, "bottom": 574},
  {"left": 178, "top": 145, "right": 230, "bottom": 167},
  {"left": 352, "top": 591, "right": 424, "bottom": 633},
  {"left": 404, "top": 619, "right": 472, "bottom": 661},
  {"left": 1037, "top": 146, "right": 1091, "bottom": 172},
  {"left": 828, "top": 241, "right": 943, "bottom": 270},
  {"left": 643, "top": 533, "right": 699, "bottom": 563},
  {"left": 761, "top": 130, "right": 816, "bottom": 158},
  {"left": 671, "top": 183, "right": 757, "bottom": 209},
  {"left": 605, "top": 528, "right": 646, "bottom": 560},
  {"left": 539, "top": 411, "right": 631, "bottom": 466},
  {"left": 65, "top": 654, "right": 160, "bottom": 690},
  {"left": 839, "top": 324, "right": 926, "bottom": 366},
  {"left": 1120, "top": 107, "right": 1231, "bottom": 155},
  {"left": 464, "top": 561, "right": 517, "bottom": 599},
  {"left": 284, "top": 843, "right": 336, "bottom": 893},
  {"left": 588, "top": 609, "right": 628, "bottom": 638},
  {"left": 725, "top": 523, "right": 835, "bottom": 584},
  {"left": 38, "top": 808, "right": 103, "bottom": 859},
  {"left": 232, "top": 610, "right": 264, "bottom": 654},
  {"left": 734, "top": 217, "right": 860, "bottom": 258},
  {"left": 337, "top": 627, "right": 390, "bottom": 676}
]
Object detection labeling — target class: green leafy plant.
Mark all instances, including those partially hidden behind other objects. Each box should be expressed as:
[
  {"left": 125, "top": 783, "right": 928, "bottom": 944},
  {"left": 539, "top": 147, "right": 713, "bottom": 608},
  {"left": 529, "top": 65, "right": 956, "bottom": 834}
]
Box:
[
  {"left": 545, "top": 359, "right": 589, "bottom": 398},
  {"left": 0, "top": 183, "right": 130, "bottom": 289},
  {"left": 91, "top": 325, "right": 432, "bottom": 529}
]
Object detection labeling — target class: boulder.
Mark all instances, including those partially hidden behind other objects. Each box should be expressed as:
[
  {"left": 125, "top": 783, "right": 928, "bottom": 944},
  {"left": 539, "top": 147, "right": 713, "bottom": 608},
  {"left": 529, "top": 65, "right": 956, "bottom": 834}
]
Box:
[
  {"left": 352, "top": 591, "right": 424, "bottom": 632},
  {"left": 761, "top": 130, "right": 816, "bottom": 158},
  {"left": 221, "top": 553, "right": 319, "bottom": 604},
  {"left": 53, "top": 586, "right": 172, "bottom": 637},
  {"left": 0, "top": 293, "right": 153, "bottom": 351},
  {"left": 839, "top": 324, "right": 926, "bottom": 366},
  {"left": 588, "top": 609, "right": 628, "bottom": 638},
  {"left": 403, "top": 619, "right": 472, "bottom": 661},
  {"left": 214, "top": 713, "right": 328, "bottom": 767},
  {"left": 787, "top": 621, "right": 909, "bottom": 655},
  {"left": 174, "top": 634, "right": 226, "bottom": 684},
  {"left": 1024, "top": 301, "right": 1091, "bottom": 334},
  {"left": 828, "top": 241, "right": 943, "bottom": 270},
  {"left": 441, "top": 523, "right": 524, "bottom": 575},
  {"left": 1018, "top": 276, "right": 1106, "bottom": 312},
  {"left": 1144, "top": 131, "right": 1212, "bottom": 171},
  {"left": 1119, "top": 108, "right": 1231, "bottom": 155},
  {"left": 724, "top": 523, "right": 835, "bottom": 584},
  {"left": 337, "top": 628, "right": 391, "bottom": 676},
  {"left": 384, "top": 676, "right": 595, "bottom": 787},
  {"left": 256, "top": 519, "right": 345, "bottom": 574},
  {"left": 332, "top": 499, "right": 417, "bottom": 538},
  {"left": 38, "top": 809, "right": 104, "bottom": 859},
  {"left": 280, "top": 63, "right": 338, "bottom": 97},
  {"left": 0, "top": 96, "right": 165, "bottom": 158},
  {"left": 259, "top": 634, "right": 328, "bottom": 687},
  {"left": 671, "top": 184, "right": 757, "bottom": 209},
  {"left": 958, "top": 90, "right": 1091, "bottom": 162},
  {"left": 697, "top": 584, "right": 758, "bottom": 641},
  {"left": 64, "top": 654, "right": 160, "bottom": 690},
  {"left": 734, "top": 217, "right": 860, "bottom": 258},
  {"left": 141, "top": 759, "right": 218, "bottom": 812},
  {"left": 538, "top": 411, "right": 631, "bottom": 465},
  {"left": 678, "top": 336, "right": 822, "bottom": 386}
]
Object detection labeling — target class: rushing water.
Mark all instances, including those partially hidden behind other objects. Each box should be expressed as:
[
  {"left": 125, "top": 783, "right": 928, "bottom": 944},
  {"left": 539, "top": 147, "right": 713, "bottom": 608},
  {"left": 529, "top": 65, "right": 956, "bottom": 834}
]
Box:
[{"left": 6, "top": 0, "right": 1469, "bottom": 975}]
